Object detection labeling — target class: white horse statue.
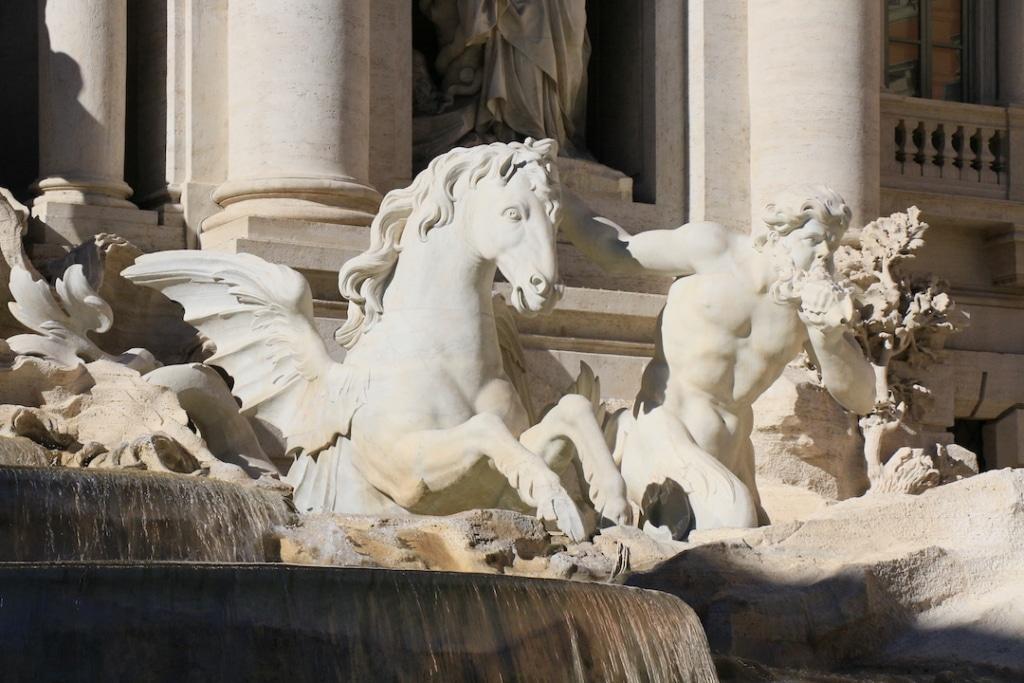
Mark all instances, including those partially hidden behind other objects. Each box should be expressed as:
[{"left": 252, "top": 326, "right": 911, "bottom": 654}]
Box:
[{"left": 124, "top": 139, "right": 630, "bottom": 540}]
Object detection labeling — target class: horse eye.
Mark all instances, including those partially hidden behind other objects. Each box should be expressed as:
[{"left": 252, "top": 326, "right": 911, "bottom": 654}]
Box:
[{"left": 503, "top": 207, "right": 522, "bottom": 221}]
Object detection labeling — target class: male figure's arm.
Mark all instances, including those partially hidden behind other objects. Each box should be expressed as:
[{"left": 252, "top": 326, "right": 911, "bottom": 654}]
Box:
[
  {"left": 559, "top": 191, "right": 731, "bottom": 277},
  {"left": 799, "top": 282, "right": 877, "bottom": 415}
]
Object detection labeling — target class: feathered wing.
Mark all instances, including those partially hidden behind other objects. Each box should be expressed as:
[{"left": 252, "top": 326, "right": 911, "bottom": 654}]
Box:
[{"left": 122, "top": 251, "right": 367, "bottom": 457}]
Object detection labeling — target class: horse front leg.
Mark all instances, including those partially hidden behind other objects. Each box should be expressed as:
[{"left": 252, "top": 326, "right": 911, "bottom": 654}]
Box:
[
  {"left": 520, "top": 394, "right": 632, "bottom": 526},
  {"left": 377, "top": 412, "right": 586, "bottom": 542}
]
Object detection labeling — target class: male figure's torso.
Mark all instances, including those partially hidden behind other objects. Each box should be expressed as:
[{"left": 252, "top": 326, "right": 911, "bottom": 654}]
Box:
[{"left": 637, "top": 251, "right": 807, "bottom": 469}]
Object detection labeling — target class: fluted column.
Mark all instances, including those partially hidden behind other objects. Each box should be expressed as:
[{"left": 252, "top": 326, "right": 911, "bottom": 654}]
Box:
[
  {"left": 747, "top": 0, "right": 881, "bottom": 231},
  {"left": 35, "top": 0, "right": 134, "bottom": 208},
  {"left": 204, "top": 0, "right": 380, "bottom": 232}
]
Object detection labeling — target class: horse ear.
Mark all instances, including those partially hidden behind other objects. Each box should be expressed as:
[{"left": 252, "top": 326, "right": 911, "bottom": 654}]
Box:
[{"left": 531, "top": 137, "right": 559, "bottom": 162}]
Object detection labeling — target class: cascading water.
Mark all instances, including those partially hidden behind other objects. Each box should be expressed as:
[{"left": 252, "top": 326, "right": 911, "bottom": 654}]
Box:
[
  {"left": 0, "top": 467, "right": 718, "bottom": 681},
  {"left": 0, "top": 563, "right": 717, "bottom": 682},
  {"left": 0, "top": 466, "right": 295, "bottom": 562}
]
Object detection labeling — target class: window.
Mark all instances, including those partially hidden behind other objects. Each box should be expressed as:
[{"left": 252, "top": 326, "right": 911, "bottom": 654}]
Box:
[{"left": 885, "top": 0, "right": 998, "bottom": 103}]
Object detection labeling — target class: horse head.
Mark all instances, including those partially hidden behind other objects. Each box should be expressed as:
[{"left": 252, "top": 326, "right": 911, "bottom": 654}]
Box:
[
  {"left": 457, "top": 140, "right": 563, "bottom": 317},
  {"left": 336, "top": 138, "right": 564, "bottom": 347}
]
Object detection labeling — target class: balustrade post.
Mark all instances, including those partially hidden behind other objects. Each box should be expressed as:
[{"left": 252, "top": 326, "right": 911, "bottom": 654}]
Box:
[
  {"left": 882, "top": 113, "right": 902, "bottom": 177},
  {"left": 951, "top": 125, "right": 966, "bottom": 182},
  {"left": 976, "top": 128, "right": 999, "bottom": 186},
  {"left": 921, "top": 121, "right": 942, "bottom": 180}
]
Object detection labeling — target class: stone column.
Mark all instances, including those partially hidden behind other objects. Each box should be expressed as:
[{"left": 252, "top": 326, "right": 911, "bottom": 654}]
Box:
[
  {"left": 36, "top": 0, "right": 134, "bottom": 208},
  {"left": 1000, "top": 0, "right": 1024, "bottom": 106},
  {"left": 747, "top": 0, "right": 881, "bottom": 231},
  {"left": 204, "top": 0, "right": 380, "bottom": 232},
  {"left": 688, "top": 0, "right": 749, "bottom": 229}
]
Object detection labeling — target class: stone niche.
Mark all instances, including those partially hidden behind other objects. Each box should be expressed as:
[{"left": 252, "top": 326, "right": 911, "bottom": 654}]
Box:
[{"left": 410, "top": 0, "right": 685, "bottom": 231}]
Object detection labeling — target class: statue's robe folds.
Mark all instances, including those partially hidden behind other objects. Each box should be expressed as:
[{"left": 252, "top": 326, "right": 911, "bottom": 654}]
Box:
[{"left": 459, "top": 0, "right": 589, "bottom": 148}]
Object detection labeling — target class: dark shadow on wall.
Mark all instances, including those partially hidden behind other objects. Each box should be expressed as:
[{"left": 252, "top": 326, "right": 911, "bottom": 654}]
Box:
[
  {"left": 0, "top": 0, "right": 39, "bottom": 203},
  {"left": 125, "top": 0, "right": 169, "bottom": 206}
]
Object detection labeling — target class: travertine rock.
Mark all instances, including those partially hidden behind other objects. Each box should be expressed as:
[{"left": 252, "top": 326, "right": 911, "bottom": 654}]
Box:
[
  {"left": 275, "top": 509, "right": 686, "bottom": 581},
  {"left": 752, "top": 362, "right": 867, "bottom": 500},
  {"left": 628, "top": 470, "right": 1024, "bottom": 675},
  {"left": 0, "top": 355, "right": 214, "bottom": 476},
  {"left": 276, "top": 509, "right": 552, "bottom": 574},
  {"left": 755, "top": 479, "right": 833, "bottom": 525},
  {"left": 935, "top": 442, "right": 979, "bottom": 482},
  {"left": 0, "top": 435, "right": 54, "bottom": 467}
]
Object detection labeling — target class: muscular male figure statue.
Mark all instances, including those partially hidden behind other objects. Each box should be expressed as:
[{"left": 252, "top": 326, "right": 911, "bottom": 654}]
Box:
[{"left": 561, "top": 188, "right": 876, "bottom": 536}]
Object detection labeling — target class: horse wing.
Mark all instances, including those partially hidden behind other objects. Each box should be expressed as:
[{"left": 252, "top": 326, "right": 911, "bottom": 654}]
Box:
[{"left": 123, "top": 251, "right": 366, "bottom": 457}]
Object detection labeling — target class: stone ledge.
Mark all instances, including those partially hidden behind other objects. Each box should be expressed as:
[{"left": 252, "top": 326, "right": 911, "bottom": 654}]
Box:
[
  {"left": 881, "top": 187, "right": 1024, "bottom": 228},
  {"left": 29, "top": 201, "right": 181, "bottom": 254}
]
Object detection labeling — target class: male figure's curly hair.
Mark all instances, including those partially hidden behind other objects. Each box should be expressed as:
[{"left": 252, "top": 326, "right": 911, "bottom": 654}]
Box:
[{"left": 754, "top": 186, "right": 851, "bottom": 250}]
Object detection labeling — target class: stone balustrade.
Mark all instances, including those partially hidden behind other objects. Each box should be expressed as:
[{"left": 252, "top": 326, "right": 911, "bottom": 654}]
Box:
[{"left": 881, "top": 94, "right": 1023, "bottom": 201}]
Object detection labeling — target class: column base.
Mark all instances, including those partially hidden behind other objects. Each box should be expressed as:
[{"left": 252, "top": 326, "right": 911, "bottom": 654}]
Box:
[
  {"left": 203, "top": 176, "right": 382, "bottom": 232},
  {"left": 34, "top": 176, "right": 136, "bottom": 210},
  {"left": 29, "top": 202, "right": 183, "bottom": 261}
]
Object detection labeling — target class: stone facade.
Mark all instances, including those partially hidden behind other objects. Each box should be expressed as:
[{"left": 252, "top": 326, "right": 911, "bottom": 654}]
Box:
[{"left": 1, "top": 0, "right": 1023, "bottom": 470}]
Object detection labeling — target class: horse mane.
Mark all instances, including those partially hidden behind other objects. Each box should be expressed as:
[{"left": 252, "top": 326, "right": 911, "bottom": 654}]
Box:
[{"left": 335, "top": 137, "right": 560, "bottom": 349}]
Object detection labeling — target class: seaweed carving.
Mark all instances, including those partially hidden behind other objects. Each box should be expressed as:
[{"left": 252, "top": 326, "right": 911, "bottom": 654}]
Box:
[{"left": 834, "top": 207, "right": 969, "bottom": 491}]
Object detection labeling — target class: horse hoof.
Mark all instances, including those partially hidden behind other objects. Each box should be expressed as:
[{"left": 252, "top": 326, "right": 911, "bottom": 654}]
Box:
[{"left": 536, "top": 487, "right": 585, "bottom": 543}]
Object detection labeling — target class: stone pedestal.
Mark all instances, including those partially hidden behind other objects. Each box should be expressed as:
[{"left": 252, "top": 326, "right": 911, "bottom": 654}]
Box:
[
  {"left": 203, "top": 0, "right": 380, "bottom": 236},
  {"left": 747, "top": 0, "right": 881, "bottom": 231},
  {"left": 199, "top": 216, "right": 368, "bottom": 301},
  {"left": 28, "top": 204, "right": 182, "bottom": 261}
]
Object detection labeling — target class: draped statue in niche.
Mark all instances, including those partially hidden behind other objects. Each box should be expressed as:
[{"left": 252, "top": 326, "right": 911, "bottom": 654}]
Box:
[{"left": 414, "top": 0, "right": 590, "bottom": 165}]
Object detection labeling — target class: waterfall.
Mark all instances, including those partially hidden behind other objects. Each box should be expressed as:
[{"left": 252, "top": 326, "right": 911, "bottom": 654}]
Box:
[
  {"left": 0, "top": 563, "right": 717, "bottom": 682},
  {"left": 0, "top": 467, "right": 295, "bottom": 562}
]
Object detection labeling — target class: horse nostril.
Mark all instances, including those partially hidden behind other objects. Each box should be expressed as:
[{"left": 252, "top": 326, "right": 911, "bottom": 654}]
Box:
[{"left": 529, "top": 274, "right": 549, "bottom": 295}]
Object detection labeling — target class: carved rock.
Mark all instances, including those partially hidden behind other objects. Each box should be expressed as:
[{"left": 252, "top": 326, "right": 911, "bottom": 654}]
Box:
[
  {"left": 0, "top": 189, "right": 33, "bottom": 338},
  {"left": 935, "top": 442, "right": 979, "bottom": 482},
  {"left": 276, "top": 509, "right": 553, "bottom": 574},
  {"left": 275, "top": 509, "right": 686, "bottom": 582},
  {"left": 628, "top": 470, "right": 1024, "bottom": 675},
  {"left": 752, "top": 363, "right": 867, "bottom": 500},
  {"left": 0, "top": 435, "right": 54, "bottom": 467},
  {"left": 0, "top": 356, "right": 214, "bottom": 477},
  {"left": 38, "top": 233, "right": 202, "bottom": 365},
  {"left": 870, "top": 446, "right": 941, "bottom": 495}
]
